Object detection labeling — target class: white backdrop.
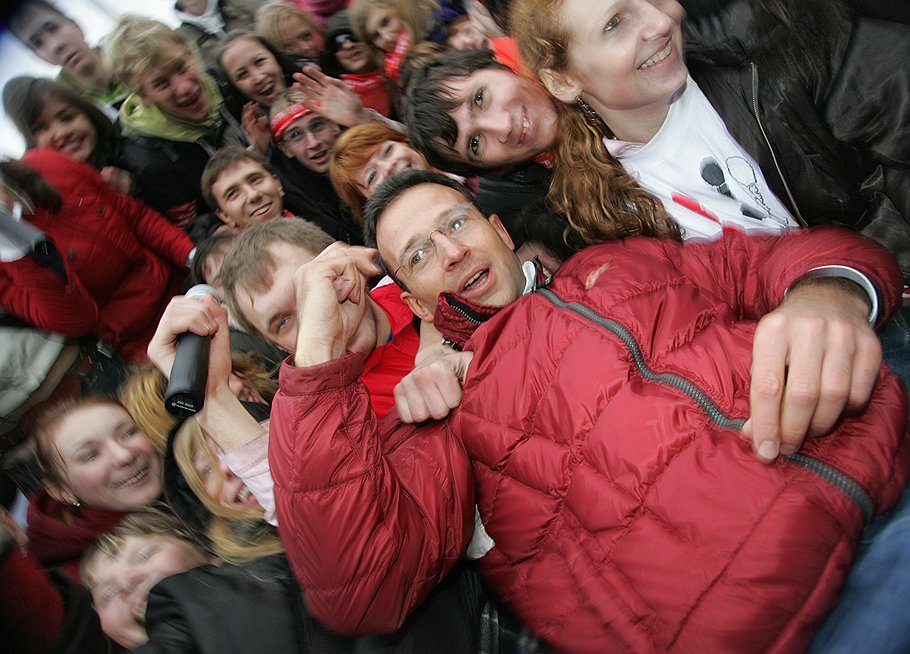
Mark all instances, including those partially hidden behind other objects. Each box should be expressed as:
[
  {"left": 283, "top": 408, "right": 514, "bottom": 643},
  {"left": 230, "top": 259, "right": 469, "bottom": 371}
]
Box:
[{"left": 0, "top": 0, "right": 182, "bottom": 158}]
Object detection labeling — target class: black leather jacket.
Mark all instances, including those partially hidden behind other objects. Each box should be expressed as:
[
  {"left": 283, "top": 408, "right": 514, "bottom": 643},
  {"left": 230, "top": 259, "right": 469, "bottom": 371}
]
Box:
[{"left": 684, "top": 0, "right": 910, "bottom": 279}]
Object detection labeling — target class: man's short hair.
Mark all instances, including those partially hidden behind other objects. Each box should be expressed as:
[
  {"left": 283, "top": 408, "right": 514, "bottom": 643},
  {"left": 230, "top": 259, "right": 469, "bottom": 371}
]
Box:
[
  {"left": 8, "top": 1, "right": 70, "bottom": 47},
  {"left": 220, "top": 218, "right": 335, "bottom": 339},
  {"left": 104, "top": 15, "right": 196, "bottom": 92},
  {"left": 362, "top": 169, "right": 479, "bottom": 276},
  {"left": 403, "top": 48, "right": 509, "bottom": 177},
  {"left": 201, "top": 147, "right": 278, "bottom": 212}
]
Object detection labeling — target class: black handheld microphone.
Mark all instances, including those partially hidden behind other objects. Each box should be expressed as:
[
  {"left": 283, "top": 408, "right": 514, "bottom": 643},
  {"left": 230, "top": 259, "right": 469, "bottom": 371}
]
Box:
[{"left": 164, "top": 284, "right": 222, "bottom": 418}]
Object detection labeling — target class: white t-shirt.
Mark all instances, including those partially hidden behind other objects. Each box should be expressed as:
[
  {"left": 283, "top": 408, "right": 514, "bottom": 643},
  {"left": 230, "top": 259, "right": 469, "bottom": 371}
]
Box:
[{"left": 606, "top": 77, "right": 797, "bottom": 241}]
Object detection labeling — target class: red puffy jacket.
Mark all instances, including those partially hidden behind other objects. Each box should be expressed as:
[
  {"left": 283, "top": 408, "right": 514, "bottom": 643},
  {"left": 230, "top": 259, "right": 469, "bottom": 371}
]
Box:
[
  {"left": 269, "top": 227, "right": 909, "bottom": 653},
  {"left": 0, "top": 149, "right": 192, "bottom": 361}
]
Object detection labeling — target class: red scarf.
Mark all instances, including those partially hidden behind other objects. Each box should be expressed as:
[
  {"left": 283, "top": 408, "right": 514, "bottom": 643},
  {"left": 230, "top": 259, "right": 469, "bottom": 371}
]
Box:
[
  {"left": 383, "top": 30, "right": 413, "bottom": 84},
  {"left": 26, "top": 492, "right": 127, "bottom": 582},
  {"left": 342, "top": 71, "right": 393, "bottom": 117}
]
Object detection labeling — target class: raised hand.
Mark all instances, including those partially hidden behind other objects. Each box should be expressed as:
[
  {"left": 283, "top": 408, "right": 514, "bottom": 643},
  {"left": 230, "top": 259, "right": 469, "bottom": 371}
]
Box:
[
  {"left": 292, "top": 242, "right": 382, "bottom": 366},
  {"left": 291, "top": 66, "right": 370, "bottom": 127}
]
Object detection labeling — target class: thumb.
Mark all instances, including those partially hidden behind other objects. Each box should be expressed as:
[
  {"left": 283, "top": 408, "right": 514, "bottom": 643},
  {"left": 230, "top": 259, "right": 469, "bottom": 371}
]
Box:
[{"left": 453, "top": 351, "right": 474, "bottom": 380}]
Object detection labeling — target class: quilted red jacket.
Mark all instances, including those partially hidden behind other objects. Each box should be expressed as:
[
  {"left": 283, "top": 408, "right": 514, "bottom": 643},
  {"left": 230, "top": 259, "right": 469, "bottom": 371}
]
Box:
[
  {"left": 0, "top": 149, "right": 193, "bottom": 361},
  {"left": 269, "top": 227, "right": 909, "bottom": 653}
]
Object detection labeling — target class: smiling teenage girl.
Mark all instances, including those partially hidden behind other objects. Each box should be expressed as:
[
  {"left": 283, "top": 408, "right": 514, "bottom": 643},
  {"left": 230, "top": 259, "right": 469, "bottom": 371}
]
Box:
[{"left": 26, "top": 397, "right": 163, "bottom": 581}]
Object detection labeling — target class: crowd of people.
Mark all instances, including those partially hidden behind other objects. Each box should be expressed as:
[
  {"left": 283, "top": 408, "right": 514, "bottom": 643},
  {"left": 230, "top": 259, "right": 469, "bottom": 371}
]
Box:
[{"left": 1, "top": 0, "right": 909, "bottom": 652}]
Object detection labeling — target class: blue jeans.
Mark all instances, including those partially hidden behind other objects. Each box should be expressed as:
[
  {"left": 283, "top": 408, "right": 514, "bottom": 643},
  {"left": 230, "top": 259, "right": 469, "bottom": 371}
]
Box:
[{"left": 808, "top": 482, "right": 910, "bottom": 653}]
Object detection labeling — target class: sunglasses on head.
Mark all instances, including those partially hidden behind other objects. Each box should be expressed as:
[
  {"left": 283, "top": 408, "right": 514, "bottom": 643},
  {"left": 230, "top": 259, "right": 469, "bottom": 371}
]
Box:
[{"left": 333, "top": 32, "right": 359, "bottom": 48}]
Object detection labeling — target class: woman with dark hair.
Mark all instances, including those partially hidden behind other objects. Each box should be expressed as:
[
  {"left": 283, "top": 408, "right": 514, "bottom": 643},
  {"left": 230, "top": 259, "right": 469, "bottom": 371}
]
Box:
[
  {"left": 3, "top": 76, "right": 133, "bottom": 195},
  {"left": 214, "top": 30, "right": 302, "bottom": 154}
]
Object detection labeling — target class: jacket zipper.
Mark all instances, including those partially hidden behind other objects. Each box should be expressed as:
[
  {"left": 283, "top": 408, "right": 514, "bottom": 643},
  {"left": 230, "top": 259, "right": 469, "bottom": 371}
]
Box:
[
  {"left": 447, "top": 296, "right": 485, "bottom": 325},
  {"left": 537, "top": 286, "right": 873, "bottom": 526},
  {"left": 750, "top": 63, "right": 808, "bottom": 227}
]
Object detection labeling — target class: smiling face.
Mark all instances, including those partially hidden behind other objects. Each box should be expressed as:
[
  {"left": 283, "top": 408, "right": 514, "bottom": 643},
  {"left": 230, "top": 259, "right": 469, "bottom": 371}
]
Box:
[
  {"left": 278, "top": 113, "right": 342, "bottom": 174},
  {"left": 234, "top": 242, "right": 318, "bottom": 352},
  {"left": 88, "top": 534, "right": 208, "bottom": 648},
  {"left": 277, "top": 14, "right": 325, "bottom": 58},
  {"left": 211, "top": 159, "right": 285, "bottom": 230},
  {"left": 11, "top": 5, "right": 95, "bottom": 75},
  {"left": 192, "top": 434, "right": 262, "bottom": 511},
  {"left": 30, "top": 96, "right": 98, "bottom": 162},
  {"left": 359, "top": 140, "right": 428, "bottom": 198},
  {"left": 137, "top": 45, "right": 211, "bottom": 122},
  {"left": 333, "top": 33, "right": 371, "bottom": 73},
  {"left": 49, "top": 403, "right": 162, "bottom": 512},
  {"left": 546, "top": 0, "right": 688, "bottom": 140},
  {"left": 220, "top": 36, "right": 287, "bottom": 107},
  {"left": 365, "top": 6, "right": 403, "bottom": 53},
  {"left": 444, "top": 68, "right": 558, "bottom": 171},
  {"left": 375, "top": 183, "right": 525, "bottom": 320}
]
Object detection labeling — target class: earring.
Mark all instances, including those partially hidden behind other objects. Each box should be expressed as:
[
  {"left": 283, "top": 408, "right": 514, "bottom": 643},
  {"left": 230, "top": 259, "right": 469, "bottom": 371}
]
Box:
[{"left": 576, "top": 96, "right": 605, "bottom": 129}]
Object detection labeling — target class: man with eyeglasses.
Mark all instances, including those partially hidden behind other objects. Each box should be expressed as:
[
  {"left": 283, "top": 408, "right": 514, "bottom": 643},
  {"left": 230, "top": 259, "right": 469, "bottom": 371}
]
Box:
[
  {"left": 265, "top": 170, "right": 909, "bottom": 652},
  {"left": 265, "top": 88, "right": 363, "bottom": 244}
]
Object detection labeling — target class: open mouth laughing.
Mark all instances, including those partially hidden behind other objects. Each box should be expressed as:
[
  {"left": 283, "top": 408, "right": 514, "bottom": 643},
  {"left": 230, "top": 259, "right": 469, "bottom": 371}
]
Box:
[
  {"left": 640, "top": 41, "right": 673, "bottom": 70},
  {"left": 250, "top": 203, "right": 275, "bottom": 219},
  {"left": 58, "top": 135, "right": 86, "bottom": 156},
  {"left": 115, "top": 465, "right": 150, "bottom": 489},
  {"left": 177, "top": 91, "right": 205, "bottom": 116},
  {"left": 308, "top": 148, "right": 329, "bottom": 167},
  {"left": 257, "top": 80, "right": 277, "bottom": 100}
]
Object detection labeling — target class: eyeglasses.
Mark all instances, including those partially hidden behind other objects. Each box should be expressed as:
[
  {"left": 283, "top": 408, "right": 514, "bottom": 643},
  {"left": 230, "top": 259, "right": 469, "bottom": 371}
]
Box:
[
  {"left": 281, "top": 117, "right": 332, "bottom": 144},
  {"left": 393, "top": 208, "right": 480, "bottom": 278},
  {"left": 333, "top": 32, "right": 358, "bottom": 48}
]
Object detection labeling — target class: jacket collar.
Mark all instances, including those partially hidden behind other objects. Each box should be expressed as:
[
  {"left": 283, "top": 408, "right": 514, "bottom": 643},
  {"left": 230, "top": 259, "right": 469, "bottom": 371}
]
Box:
[{"left": 433, "top": 258, "right": 549, "bottom": 349}]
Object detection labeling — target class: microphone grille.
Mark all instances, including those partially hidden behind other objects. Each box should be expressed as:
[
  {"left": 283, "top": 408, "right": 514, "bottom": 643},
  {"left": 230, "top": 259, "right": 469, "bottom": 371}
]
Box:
[{"left": 184, "top": 283, "right": 223, "bottom": 305}]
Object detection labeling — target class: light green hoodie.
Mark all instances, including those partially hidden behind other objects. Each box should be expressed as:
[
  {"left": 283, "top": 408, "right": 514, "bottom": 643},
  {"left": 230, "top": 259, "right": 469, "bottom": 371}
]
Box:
[{"left": 119, "top": 72, "right": 223, "bottom": 143}]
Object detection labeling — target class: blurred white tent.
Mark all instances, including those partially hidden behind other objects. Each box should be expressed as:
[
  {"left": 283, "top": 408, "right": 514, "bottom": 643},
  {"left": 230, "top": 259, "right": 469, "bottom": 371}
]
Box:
[{"left": 0, "top": 0, "right": 181, "bottom": 158}]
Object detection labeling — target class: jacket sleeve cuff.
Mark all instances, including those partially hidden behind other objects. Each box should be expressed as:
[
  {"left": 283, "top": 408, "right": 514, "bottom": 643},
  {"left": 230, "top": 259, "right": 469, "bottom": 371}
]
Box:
[
  {"left": 277, "top": 351, "right": 366, "bottom": 394},
  {"left": 786, "top": 265, "right": 879, "bottom": 324}
]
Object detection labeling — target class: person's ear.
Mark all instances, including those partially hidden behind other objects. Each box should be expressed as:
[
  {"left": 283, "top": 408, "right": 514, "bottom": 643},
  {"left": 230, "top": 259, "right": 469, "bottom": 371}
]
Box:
[
  {"left": 488, "top": 213, "right": 515, "bottom": 251},
  {"left": 216, "top": 209, "right": 238, "bottom": 230},
  {"left": 402, "top": 290, "right": 434, "bottom": 322},
  {"left": 539, "top": 68, "right": 582, "bottom": 104}
]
